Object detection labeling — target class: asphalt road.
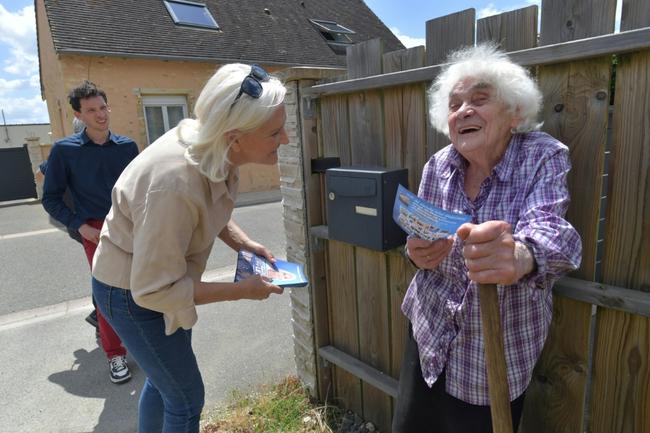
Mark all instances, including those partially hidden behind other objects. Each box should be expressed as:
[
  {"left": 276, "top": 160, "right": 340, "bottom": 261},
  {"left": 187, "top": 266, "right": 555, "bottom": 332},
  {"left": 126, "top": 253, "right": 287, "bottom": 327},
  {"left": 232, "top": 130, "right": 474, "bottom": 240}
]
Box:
[
  {"left": 0, "top": 198, "right": 287, "bottom": 315},
  {"left": 0, "top": 194, "right": 297, "bottom": 433}
]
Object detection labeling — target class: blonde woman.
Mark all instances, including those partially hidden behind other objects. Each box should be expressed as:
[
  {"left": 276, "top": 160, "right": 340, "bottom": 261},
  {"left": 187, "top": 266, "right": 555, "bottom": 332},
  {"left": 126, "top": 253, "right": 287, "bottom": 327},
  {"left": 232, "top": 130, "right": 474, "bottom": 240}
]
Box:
[{"left": 91, "top": 64, "right": 287, "bottom": 433}]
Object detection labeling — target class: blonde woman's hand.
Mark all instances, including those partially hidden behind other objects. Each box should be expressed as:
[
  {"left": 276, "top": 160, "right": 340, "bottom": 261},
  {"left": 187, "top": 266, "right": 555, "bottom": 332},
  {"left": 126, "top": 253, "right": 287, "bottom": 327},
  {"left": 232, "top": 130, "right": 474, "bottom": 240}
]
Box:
[
  {"left": 242, "top": 240, "right": 275, "bottom": 263},
  {"left": 239, "top": 275, "right": 284, "bottom": 300}
]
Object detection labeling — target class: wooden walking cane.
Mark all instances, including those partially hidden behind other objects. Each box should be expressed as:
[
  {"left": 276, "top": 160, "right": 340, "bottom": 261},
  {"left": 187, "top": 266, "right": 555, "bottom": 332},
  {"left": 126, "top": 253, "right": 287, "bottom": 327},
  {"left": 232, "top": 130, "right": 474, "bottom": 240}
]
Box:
[{"left": 478, "top": 283, "right": 513, "bottom": 433}]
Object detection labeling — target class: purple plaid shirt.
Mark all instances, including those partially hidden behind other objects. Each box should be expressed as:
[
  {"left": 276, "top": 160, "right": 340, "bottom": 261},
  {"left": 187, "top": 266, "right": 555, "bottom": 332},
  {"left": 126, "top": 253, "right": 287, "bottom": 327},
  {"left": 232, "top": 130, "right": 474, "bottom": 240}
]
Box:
[{"left": 402, "top": 131, "right": 582, "bottom": 405}]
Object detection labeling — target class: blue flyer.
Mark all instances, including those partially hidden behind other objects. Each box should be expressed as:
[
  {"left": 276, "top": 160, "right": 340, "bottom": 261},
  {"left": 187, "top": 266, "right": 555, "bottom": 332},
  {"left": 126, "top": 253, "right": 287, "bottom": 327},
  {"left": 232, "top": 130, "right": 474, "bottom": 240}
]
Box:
[
  {"left": 234, "top": 250, "right": 308, "bottom": 288},
  {"left": 392, "top": 184, "right": 471, "bottom": 240}
]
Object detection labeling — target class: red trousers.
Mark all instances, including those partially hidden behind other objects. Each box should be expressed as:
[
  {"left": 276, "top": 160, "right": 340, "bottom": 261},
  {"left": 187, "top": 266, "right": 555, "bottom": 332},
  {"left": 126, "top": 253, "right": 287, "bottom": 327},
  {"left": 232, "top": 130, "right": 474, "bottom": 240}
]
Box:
[{"left": 81, "top": 219, "right": 127, "bottom": 359}]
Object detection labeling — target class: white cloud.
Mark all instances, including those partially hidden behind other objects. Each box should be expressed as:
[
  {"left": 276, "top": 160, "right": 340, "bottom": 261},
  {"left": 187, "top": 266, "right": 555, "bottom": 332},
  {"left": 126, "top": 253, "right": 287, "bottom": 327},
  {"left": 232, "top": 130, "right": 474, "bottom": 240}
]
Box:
[
  {"left": 0, "top": 4, "right": 44, "bottom": 123},
  {"left": 0, "top": 4, "right": 39, "bottom": 76},
  {"left": 0, "top": 4, "right": 36, "bottom": 52},
  {"left": 29, "top": 74, "right": 40, "bottom": 88},
  {"left": 478, "top": 4, "right": 504, "bottom": 19},
  {"left": 479, "top": 1, "right": 541, "bottom": 19},
  {"left": 0, "top": 94, "right": 49, "bottom": 124},
  {"left": 4, "top": 47, "right": 39, "bottom": 75},
  {"left": 390, "top": 27, "right": 425, "bottom": 49},
  {"left": 0, "top": 77, "right": 24, "bottom": 92}
]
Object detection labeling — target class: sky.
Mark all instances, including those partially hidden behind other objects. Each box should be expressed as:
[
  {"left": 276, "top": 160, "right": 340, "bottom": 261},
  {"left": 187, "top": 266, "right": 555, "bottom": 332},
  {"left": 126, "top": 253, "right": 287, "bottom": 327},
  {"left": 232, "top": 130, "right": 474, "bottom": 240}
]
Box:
[{"left": 0, "top": 0, "right": 622, "bottom": 125}]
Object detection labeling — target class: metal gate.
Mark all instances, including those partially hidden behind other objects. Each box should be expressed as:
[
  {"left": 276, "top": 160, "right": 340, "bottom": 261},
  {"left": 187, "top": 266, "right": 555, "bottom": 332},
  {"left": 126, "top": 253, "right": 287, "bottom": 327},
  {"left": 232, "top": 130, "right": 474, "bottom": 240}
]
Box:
[{"left": 0, "top": 144, "right": 37, "bottom": 202}]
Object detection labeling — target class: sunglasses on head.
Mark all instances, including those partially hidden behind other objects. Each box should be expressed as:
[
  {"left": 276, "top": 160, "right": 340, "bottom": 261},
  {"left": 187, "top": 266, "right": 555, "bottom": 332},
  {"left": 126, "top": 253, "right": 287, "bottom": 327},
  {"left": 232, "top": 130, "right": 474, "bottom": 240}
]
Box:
[{"left": 230, "top": 64, "right": 270, "bottom": 109}]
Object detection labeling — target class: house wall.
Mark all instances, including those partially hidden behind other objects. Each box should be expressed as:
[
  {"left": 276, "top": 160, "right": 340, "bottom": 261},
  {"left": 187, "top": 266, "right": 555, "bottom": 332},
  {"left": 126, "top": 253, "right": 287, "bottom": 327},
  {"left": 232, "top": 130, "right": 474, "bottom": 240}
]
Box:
[
  {"left": 0, "top": 124, "right": 52, "bottom": 149},
  {"left": 36, "top": 0, "right": 67, "bottom": 143},
  {"left": 39, "top": 47, "right": 282, "bottom": 192}
]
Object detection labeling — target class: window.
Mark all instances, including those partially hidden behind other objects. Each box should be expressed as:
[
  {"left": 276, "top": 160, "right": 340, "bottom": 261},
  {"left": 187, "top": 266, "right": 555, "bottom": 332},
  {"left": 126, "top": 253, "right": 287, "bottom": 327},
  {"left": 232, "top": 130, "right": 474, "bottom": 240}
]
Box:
[
  {"left": 309, "top": 19, "right": 355, "bottom": 55},
  {"left": 164, "top": 0, "right": 219, "bottom": 30},
  {"left": 142, "top": 95, "right": 189, "bottom": 145},
  {"left": 310, "top": 20, "right": 355, "bottom": 34}
]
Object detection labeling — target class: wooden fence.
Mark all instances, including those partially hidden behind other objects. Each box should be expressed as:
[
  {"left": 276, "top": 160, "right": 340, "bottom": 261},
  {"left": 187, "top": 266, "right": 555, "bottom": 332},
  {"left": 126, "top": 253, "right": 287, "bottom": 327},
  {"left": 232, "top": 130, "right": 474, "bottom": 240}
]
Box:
[{"left": 297, "top": 0, "right": 650, "bottom": 432}]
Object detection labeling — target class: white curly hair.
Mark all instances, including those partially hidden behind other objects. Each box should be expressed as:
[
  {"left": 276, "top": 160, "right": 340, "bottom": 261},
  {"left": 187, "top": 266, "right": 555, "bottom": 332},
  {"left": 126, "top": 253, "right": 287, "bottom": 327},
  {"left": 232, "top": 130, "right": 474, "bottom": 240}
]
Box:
[{"left": 428, "top": 43, "right": 543, "bottom": 136}]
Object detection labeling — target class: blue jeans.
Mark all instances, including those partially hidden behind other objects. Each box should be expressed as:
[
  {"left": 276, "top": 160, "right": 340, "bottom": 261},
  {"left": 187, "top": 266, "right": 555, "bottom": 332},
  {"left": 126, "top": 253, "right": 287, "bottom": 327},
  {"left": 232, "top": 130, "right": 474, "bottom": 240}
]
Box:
[{"left": 92, "top": 277, "right": 205, "bottom": 433}]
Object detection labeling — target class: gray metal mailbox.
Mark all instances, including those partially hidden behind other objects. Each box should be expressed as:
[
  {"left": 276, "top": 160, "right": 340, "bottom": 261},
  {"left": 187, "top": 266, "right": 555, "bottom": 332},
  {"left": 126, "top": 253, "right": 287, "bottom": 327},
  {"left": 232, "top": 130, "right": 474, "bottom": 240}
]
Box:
[{"left": 326, "top": 167, "right": 408, "bottom": 251}]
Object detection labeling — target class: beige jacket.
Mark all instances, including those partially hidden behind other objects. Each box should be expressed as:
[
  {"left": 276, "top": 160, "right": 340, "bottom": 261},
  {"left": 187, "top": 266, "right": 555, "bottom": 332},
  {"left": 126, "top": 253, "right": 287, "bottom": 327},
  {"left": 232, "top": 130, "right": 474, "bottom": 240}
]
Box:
[{"left": 92, "top": 128, "right": 239, "bottom": 335}]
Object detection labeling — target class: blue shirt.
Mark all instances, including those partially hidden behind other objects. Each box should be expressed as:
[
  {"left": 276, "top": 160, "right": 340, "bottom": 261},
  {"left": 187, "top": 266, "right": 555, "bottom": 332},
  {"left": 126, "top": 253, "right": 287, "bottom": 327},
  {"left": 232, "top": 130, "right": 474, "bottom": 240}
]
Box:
[{"left": 42, "top": 130, "right": 139, "bottom": 230}]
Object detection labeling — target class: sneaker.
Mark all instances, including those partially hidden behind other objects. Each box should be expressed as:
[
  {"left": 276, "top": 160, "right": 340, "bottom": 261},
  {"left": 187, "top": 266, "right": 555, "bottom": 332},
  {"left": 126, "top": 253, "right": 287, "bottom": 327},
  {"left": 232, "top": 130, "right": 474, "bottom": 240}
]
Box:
[
  {"left": 109, "top": 355, "right": 132, "bottom": 384},
  {"left": 85, "top": 310, "right": 98, "bottom": 329}
]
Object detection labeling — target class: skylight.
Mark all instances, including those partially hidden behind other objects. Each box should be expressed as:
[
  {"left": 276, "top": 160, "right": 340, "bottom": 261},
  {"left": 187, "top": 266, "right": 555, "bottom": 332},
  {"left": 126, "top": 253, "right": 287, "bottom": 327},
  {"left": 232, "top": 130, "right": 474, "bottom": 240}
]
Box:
[
  {"left": 309, "top": 19, "right": 356, "bottom": 55},
  {"left": 310, "top": 19, "right": 355, "bottom": 34},
  {"left": 164, "top": 0, "right": 219, "bottom": 30}
]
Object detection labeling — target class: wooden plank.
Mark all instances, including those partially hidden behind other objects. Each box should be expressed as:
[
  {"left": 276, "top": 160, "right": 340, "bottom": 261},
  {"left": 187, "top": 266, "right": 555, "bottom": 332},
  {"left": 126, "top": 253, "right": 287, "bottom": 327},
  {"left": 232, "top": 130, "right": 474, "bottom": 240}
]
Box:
[
  {"left": 320, "top": 96, "right": 350, "bottom": 164},
  {"left": 426, "top": 8, "right": 476, "bottom": 65},
  {"left": 601, "top": 10, "right": 650, "bottom": 291},
  {"left": 346, "top": 38, "right": 391, "bottom": 429},
  {"left": 520, "top": 296, "right": 592, "bottom": 433},
  {"left": 299, "top": 79, "right": 332, "bottom": 400},
  {"left": 554, "top": 277, "right": 650, "bottom": 317},
  {"left": 318, "top": 67, "right": 358, "bottom": 412},
  {"left": 590, "top": 310, "right": 650, "bottom": 433},
  {"left": 510, "top": 27, "right": 648, "bottom": 66},
  {"left": 348, "top": 39, "right": 384, "bottom": 166},
  {"left": 319, "top": 345, "right": 399, "bottom": 398},
  {"left": 313, "top": 225, "right": 650, "bottom": 315},
  {"left": 540, "top": 0, "right": 616, "bottom": 45},
  {"left": 620, "top": 0, "right": 650, "bottom": 31},
  {"left": 312, "top": 225, "right": 650, "bottom": 316},
  {"left": 307, "top": 237, "right": 650, "bottom": 316},
  {"left": 303, "top": 27, "right": 650, "bottom": 97},
  {"left": 425, "top": 9, "right": 475, "bottom": 157},
  {"left": 593, "top": 33, "right": 650, "bottom": 431},
  {"left": 382, "top": 46, "right": 426, "bottom": 420},
  {"left": 382, "top": 46, "right": 427, "bottom": 201},
  {"left": 522, "top": 2, "right": 616, "bottom": 432},
  {"left": 388, "top": 255, "right": 412, "bottom": 380},
  {"left": 356, "top": 248, "right": 391, "bottom": 432},
  {"left": 327, "top": 239, "right": 362, "bottom": 414},
  {"left": 477, "top": 5, "right": 538, "bottom": 51}
]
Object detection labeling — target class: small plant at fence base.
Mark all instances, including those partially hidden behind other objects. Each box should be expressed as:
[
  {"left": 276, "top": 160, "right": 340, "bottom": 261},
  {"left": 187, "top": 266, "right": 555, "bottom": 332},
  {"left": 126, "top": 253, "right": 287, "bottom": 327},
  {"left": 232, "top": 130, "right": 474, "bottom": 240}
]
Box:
[{"left": 201, "top": 376, "right": 345, "bottom": 433}]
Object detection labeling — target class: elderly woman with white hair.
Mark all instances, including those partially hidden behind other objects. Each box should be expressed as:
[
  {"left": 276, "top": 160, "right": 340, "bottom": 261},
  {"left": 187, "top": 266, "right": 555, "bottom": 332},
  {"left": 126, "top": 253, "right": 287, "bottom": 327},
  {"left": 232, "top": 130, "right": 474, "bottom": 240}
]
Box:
[
  {"left": 91, "top": 63, "right": 287, "bottom": 432},
  {"left": 392, "top": 44, "right": 582, "bottom": 433}
]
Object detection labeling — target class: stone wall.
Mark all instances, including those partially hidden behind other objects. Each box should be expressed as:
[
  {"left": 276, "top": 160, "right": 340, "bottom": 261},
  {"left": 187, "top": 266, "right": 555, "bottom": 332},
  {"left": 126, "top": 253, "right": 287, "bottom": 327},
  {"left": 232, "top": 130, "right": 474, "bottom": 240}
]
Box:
[
  {"left": 277, "top": 67, "right": 344, "bottom": 397},
  {"left": 277, "top": 78, "right": 316, "bottom": 392}
]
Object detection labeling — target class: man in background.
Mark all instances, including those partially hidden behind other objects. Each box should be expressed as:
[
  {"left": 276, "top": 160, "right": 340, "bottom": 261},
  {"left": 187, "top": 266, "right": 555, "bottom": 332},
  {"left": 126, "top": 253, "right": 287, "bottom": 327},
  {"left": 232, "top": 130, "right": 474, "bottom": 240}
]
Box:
[{"left": 42, "top": 81, "right": 139, "bottom": 384}]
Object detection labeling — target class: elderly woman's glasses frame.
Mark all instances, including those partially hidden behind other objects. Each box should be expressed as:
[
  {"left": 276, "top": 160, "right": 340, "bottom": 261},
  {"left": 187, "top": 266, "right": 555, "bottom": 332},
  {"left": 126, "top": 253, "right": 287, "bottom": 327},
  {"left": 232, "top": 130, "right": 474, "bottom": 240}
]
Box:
[{"left": 230, "top": 64, "right": 270, "bottom": 110}]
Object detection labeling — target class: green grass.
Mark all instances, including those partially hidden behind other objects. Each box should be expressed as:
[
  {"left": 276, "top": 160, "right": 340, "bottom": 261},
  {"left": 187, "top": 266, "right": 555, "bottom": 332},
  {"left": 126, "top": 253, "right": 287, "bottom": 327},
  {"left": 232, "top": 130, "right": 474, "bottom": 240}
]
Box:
[{"left": 201, "top": 376, "right": 344, "bottom": 433}]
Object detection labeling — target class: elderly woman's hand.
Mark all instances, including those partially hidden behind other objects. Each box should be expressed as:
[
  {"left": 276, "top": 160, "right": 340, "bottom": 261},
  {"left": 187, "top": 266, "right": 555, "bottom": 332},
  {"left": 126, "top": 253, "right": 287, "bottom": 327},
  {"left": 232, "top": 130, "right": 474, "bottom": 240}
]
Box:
[
  {"left": 239, "top": 275, "right": 284, "bottom": 300},
  {"left": 457, "top": 221, "right": 535, "bottom": 285},
  {"left": 406, "top": 236, "right": 454, "bottom": 270}
]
